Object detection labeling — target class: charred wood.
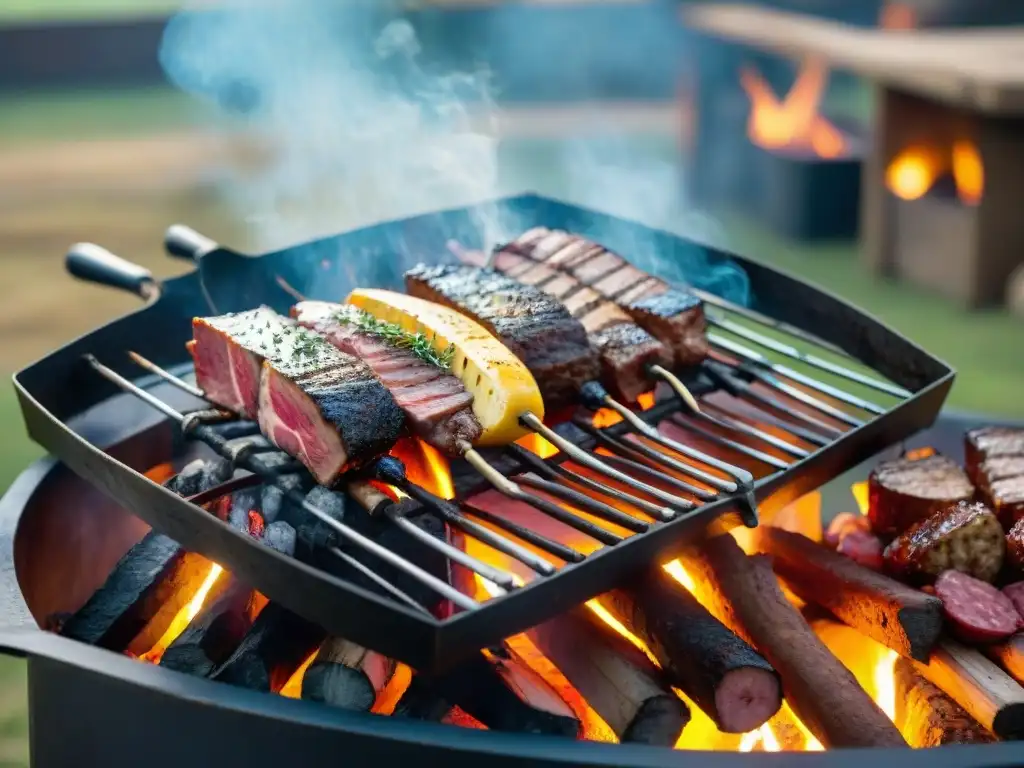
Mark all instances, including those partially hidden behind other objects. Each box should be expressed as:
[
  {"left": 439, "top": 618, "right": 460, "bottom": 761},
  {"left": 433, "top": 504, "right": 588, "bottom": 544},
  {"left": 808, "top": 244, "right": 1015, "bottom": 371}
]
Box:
[
  {"left": 602, "top": 570, "right": 780, "bottom": 733},
  {"left": 211, "top": 602, "right": 326, "bottom": 692},
  {"left": 915, "top": 640, "right": 1024, "bottom": 741},
  {"left": 682, "top": 535, "right": 907, "bottom": 748},
  {"left": 301, "top": 637, "right": 396, "bottom": 712},
  {"left": 894, "top": 657, "right": 995, "bottom": 746},
  {"left": 394, "top": 650, "right": 581, "bottom": 737},
  {"left": 526, "top": 606, "right": 689, "bottom": 746},
  {"left": 753, "top": 527, "right": 943, "bottom": 661}
]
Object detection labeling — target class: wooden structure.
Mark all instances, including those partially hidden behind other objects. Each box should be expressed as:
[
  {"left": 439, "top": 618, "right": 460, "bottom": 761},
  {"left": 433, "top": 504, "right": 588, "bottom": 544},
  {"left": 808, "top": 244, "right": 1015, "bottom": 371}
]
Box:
[{"left": 684, "top": 3, "right": 1024, "bottom": 308}]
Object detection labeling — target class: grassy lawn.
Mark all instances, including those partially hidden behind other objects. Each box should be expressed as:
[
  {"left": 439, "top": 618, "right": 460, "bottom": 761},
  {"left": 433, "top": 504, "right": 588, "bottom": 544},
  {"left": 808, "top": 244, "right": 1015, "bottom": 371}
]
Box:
[{"left": 0, "top": 0, "right": 177, "bottom": 23}]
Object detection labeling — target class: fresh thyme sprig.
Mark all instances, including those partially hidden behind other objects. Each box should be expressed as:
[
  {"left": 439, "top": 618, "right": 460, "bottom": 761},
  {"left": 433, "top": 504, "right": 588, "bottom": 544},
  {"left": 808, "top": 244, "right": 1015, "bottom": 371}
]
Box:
[{"left": 336, "top": 309, "right": 455, "bottom": 371}]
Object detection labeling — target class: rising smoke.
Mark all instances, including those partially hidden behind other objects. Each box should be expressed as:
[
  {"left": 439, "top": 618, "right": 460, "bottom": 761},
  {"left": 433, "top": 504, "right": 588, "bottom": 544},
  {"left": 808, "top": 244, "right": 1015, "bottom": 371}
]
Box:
[{"left": 159, "top": 0, "right": 749, "bottom": 305}]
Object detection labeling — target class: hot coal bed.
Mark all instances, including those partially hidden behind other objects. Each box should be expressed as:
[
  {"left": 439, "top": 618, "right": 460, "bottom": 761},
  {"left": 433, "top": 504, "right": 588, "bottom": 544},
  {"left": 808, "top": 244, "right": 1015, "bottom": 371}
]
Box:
[{"left": 5, "top": 196, "right": 1022, "bottom": 766}]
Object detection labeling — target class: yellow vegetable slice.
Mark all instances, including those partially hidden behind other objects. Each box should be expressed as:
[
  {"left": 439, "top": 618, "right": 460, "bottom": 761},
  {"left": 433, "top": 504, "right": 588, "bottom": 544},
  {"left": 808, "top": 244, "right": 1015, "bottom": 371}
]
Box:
[{"left": 346, "top": 288, "right": 544, "bottom": 446}]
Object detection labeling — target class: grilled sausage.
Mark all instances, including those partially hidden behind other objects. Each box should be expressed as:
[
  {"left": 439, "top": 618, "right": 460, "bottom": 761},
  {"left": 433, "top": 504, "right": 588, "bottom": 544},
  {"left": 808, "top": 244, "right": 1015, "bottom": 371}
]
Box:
[
  {"left": 1004, "top": 581, "right": 1024, "bottom": 618},
  {"left": 976, "top": 456, "right": 1024, "bottom": 530},
  {"left": 965, "top": 426, "right": 1024, "bottom": 486},
  {"left": 884, "top": 501, "right": 1005, "bottom": 584},
  {"left": 934, "top": 570, "right": 1022, "bottom": 644},
  {"left": 1008, "top": 519, "right": 1024, "bottom": 572},
  {"left": 868, "top": 454, "right": 974, "bottom": 536}
]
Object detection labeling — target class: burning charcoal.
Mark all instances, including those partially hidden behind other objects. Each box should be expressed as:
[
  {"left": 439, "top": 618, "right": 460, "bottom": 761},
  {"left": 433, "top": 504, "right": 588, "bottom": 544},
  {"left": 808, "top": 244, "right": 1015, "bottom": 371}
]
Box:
[
  {"left": 228, "top": 488, "right": 261, "bottom": 533},
  {"left": 260, "top": 485, "right": 284, "bottom": 523},
  {"left": 754, "top": 527, "right": 943, "bottom": 661},
  {"left": 295, "top": 486, "right": 347, "bottom": 559},
  {"left": 394, "top": 651, "right": 580, "bottom": 737},
  {"left": 526, "top": 607, "right": 689, "bottom": 746},
  {"left": 989, "top": 633, "right": 1024, "bottom": 686},
  {"left": 211, "top": 602, "right": 326, "bottom": 692},
  {"left": 160, "top": 577, "right": 256, "bottom": 679},
  {"left": 202, "top": 457, "right": 233, "bottom": 489},
  {"left": 683, "top": 536, "right": 907, "bottom": 748},
  {"left": 60, "top": 463, "right": 234, "bottom": 655},
  {"left": 868, "top": 454, "right": 974, "bottom": 536},
  {"left": 166, "top": 458, "right": 208, "bottom": 497},
  {"left": 250, "top": 450, "right": 300, "bottom": 474},
  {"left": 263, "top": 521, "right": 296, "bottom": 558},
  {"left": 301, "top": 638, "right": 396, "bottom": 712},
  {"left": 602, "top": 570, "right": 780, "bottom": 733},
  {"left": 894, "top": 657, "right": 995, "bottom": 746}
]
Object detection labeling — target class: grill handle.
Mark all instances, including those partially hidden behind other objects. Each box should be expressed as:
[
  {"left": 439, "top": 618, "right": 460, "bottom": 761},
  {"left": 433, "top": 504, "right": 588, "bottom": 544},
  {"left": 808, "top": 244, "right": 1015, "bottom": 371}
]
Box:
[
  {"left": 65, "top": 243, "right": 159, "bottom": 302},
  {"left": 164, "top": 224, "right": 220, "bottom": 262}
]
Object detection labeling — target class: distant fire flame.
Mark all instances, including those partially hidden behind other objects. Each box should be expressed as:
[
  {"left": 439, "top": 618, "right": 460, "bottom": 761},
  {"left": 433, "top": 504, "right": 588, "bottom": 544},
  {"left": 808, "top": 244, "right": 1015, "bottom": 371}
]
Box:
[
  {"left": 739, "top": 57, "right": 846, "bottom": 159},
  {"left": 886, "top": 141, "right": 984, "bottom": 205}
]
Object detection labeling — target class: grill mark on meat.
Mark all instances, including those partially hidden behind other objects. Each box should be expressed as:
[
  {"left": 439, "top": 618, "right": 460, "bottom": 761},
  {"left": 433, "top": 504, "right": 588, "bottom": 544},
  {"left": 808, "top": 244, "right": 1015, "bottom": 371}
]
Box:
[
  {"left": 291, "top": 301, "right": 481, "bottom": 455},
  {"left": 479, "top": 249, "right": 668, "bottom": 403},
  {"left": 868, "top": 455, "right": 975, "bottom": 536},
  {"left": 258, "top": 327, "right": 403, "bottom": 486},
  {"left": 505, "top": 228, "right": 708, "bottom": 366},
  {"left": 404, "top": 263, "right": 600, "bottom": 408}
]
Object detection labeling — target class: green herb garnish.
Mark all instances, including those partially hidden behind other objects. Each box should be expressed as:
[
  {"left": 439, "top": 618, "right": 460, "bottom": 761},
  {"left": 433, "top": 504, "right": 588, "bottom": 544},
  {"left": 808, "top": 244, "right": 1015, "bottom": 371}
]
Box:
[{"left": 336, "top": 310, "right": 455, "bottom": 371}]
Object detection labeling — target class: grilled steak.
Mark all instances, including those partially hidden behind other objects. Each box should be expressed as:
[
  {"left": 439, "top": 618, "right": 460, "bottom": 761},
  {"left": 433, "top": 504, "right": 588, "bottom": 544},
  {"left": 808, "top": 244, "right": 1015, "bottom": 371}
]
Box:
[
  {"left": 975, "top": 455, "right": 1024, "bottom": 529},
  {"left": 291, "top": 301, "right": 482, "bottom": 455},
  {"left": 189, "top": 307, "right": 295, "bottom": 419},
  {"left": 258, "top": 325, "right": 403, "bottom": 486},
  {"left": 883, "top": 501, "right": 1005, "bottom": 584},
  {"left": 482, "top": 245, "right": 669, "bottom": 403},
  {"left": 500, "top": 228, "right": 708, "bottom": 366},
  {"left": 965, "top": 426, "right": 1024, "bottom": 486},
  {"left": 867, "top": 454, "right": 974, "bottom": 536},
  {"left": 405, "top": 264, "right": 600, "bottom": 408}
]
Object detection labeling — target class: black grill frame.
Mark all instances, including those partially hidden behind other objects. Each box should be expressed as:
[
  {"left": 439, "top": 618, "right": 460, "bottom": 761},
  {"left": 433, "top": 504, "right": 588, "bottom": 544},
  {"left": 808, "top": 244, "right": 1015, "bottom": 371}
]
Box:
[{"left": 12, "top": 194, "right": 954, "bottom": 672}]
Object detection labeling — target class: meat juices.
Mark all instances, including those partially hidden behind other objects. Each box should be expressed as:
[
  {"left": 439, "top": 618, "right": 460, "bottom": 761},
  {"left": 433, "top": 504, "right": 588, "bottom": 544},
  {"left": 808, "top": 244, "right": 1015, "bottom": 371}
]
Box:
[
  {"left": 257, "top": 326, "right": 404, "bottom": 486},
  {"left": 485, "top": 245, "right": 669, "bottom": 403},
  {"left": 502, "top": 227, "right": 709, "bottom": 367},
  {"left": 965, "top": 426, "right": 1024, "bottom": 486},
  {"left": 867, "top": 454, "right": 974, "bottom": 536},
  {"left": 934, "top": 570, "right": 1023, "bottom": 643},
  {"left": 405, "top": 264, "right": 601, "bottom": 408},
  {"left": 190, "top": 307, "right": 295, "bottom": 419},
  {"left": 884, "top": 501, "right": 1005, "bottom": 584},
  {"left": 292, "top": 301, "right": 482, "bottom": 455}
]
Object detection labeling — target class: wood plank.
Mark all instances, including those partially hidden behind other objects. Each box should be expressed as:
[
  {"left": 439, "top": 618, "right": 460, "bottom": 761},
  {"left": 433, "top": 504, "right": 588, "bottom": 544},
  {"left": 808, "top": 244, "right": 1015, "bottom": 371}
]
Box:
[{"left": 683, "top": 4, "right": 1024, "bottom": 115}]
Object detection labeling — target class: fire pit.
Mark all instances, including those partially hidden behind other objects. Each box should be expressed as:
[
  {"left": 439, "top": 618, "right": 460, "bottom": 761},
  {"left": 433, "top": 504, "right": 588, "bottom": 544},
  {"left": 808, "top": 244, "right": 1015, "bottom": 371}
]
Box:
[{"left": 2, "top": 405, "right": 1023, "bottom": 766}]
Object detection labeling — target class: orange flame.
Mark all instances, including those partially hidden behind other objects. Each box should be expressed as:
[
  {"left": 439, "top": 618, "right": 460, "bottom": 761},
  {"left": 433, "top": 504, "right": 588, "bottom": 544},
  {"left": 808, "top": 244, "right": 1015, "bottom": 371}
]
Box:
[
  {"left": 886, "top": 143, "right": 984, "bottom": 205},
  {"left": 740, "top": 57, "right": 846, "bottom": 158},
  {"left": 390, "top": 438, "right": 455, "bottom": 499},
  {"left": 141, "top": 563, "right": 224, "bottom": 662}
]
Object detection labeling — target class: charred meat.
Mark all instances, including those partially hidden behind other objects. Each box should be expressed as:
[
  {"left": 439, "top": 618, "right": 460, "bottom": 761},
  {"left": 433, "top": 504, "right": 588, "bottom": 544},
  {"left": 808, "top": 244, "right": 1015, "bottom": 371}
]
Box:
[
  {"left": 883, "top": 501, "right": 1005, "bottom": 584},
  {"left": 499, "top": 228, "right": 708, "bottom": 367},
  {"left": 257, "top": 325, "right": 404, "bottom": 486},
  {"left": 965, "top": 427, "right": 1024, "bottom": 486},
  {"left": 189, "top": 307, "right": 295, "bottom": 419},
  {"left": 481, "top": 245, "right": 668, "bottom": 403},
  {"left": 292, "top": 301, "right": 481, "bottom": 455},
  {"left": 976, "top": 456, "right": 1024, "bottom": 530},
  {"left": 867, "top": 454, "right": 974, "bottom": 536},
  {"left": 404, "top": 264, "right": 600, "bottom": 408}
]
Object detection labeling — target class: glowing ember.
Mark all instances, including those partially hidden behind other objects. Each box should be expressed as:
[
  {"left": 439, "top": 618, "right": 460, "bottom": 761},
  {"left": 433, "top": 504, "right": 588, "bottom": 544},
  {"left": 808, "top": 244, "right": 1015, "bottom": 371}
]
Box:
[
  {"left": 517, "top": 432, "right": 559, "bottom": 460},
  {"left": 952, "top": 140, "right": 984, "bottom": 205},
  {"left": 248, "top": 510, "right": 265, "bottom": 538},
  {"left": 740, "top": 57, "right": 846, "bottom": 158},
  {"left": 874, "top": 649, "right": 899, "bottom": 722},
  {"left": 279, "top": 648, "right": 318, "bottom": 698}
]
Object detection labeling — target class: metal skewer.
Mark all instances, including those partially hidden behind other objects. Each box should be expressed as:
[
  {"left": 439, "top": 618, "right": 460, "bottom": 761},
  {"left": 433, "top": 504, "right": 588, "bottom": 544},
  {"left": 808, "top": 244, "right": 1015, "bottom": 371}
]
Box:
[
  {"left": 85, "top": 354, "right": 480, "bottom": 612},
  {"left": 710, "top": 335, "right": 886, "bottom": 416},
  {"left": 707, "top": 315, "right": 911, "bottom": 398},
  {"left": 327, "top": 547, "right": 432, "bottom": 616}
]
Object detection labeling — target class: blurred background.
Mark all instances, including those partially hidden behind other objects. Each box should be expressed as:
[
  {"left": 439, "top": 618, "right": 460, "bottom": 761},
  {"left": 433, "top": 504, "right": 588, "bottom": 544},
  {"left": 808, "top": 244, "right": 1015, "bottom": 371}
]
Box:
[{"left": 0, "top": 0, "right": 1023, "bottom": 763}]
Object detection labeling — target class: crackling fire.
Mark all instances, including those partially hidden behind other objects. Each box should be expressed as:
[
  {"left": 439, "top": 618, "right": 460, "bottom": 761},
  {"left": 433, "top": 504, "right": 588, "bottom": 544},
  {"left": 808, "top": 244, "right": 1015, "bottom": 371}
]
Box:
[
  {"left": 739, "top": 56, "right": 846, "bottom": 159},
  {"left": 885, "top": 140, "right": 984, "bottom": 205},
  {"left": 125, "top": 430, "right": 919, "bottom": 751}
]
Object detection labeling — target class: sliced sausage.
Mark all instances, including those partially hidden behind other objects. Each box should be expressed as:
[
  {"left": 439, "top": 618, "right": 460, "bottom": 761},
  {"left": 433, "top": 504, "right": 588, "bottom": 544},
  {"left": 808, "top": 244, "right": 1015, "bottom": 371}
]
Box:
[
  {"left": 868, "top": 455, "right": 973, "bottom": 536},
  {"left": 935, "top": 570, "right": 1023, "bottom": 644},
  {"left": 836, "top": 530, "right": 884, "bottom": 571},
  {"left": 1008, "top": 519, "right": 1024, "bottom": 573},
  {"left": 976, "top": 456, "right": 1024, "bottom": 530},
  {"left": 1003, "top": 582, "right": 1024, "bottom": 619},
  {"left": 965, "top": 427, "right": 1024, "bottom": 487},
  {"left": 884, "top": 501, "right": 1005, "bottom": 584},
  {"left": 824, "top": 513, "right": 872, "bottom": 549}
]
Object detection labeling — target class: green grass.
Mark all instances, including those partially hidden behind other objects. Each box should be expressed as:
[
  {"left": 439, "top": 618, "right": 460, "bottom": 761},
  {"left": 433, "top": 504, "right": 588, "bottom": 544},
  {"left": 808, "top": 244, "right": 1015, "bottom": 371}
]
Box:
[{"left": 0, "top": 0, "right": 177, "bottom": 23}]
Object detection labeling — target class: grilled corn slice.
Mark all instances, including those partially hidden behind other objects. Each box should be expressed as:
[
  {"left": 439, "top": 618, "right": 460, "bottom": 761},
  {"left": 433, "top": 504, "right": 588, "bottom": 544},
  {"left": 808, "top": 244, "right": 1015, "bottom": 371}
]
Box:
[{"left": 346, "top": 288, "right": 544, "bottom": 445}]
